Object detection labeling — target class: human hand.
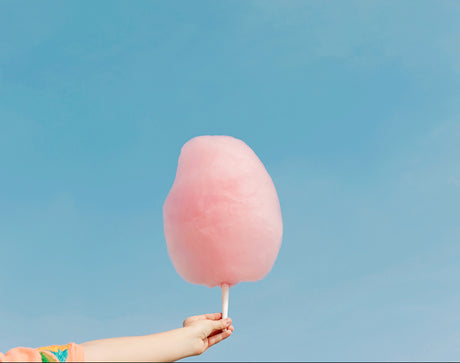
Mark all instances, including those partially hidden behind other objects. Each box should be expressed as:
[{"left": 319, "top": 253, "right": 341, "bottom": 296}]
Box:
[{"left": 182, "top": 313, "right": 234, "bottom": 356}]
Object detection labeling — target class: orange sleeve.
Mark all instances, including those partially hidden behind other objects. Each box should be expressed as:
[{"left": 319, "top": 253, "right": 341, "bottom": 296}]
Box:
[{"left": 0, "top": 343, "right": 84, "bottom": 362}]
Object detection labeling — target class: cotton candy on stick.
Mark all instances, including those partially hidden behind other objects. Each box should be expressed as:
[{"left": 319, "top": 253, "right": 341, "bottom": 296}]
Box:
[{"left": 163, "top": 135, "right": 283, "bottom": 319}]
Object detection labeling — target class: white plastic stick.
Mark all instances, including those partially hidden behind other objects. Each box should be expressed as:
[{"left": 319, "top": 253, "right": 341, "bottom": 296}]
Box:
[{"left": 221, "top": 283, "right": 230, "bottom": 320}]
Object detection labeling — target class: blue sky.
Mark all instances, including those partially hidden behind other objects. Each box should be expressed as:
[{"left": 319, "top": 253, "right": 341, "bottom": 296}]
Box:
[{"left": 1, "top": 1, "right": 460, "bottom": 361}]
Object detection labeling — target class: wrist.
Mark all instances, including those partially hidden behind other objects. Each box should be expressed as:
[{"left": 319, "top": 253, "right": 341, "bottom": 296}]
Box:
[{"left": 180, "top": 327, "right": 202, "bottom": 357}]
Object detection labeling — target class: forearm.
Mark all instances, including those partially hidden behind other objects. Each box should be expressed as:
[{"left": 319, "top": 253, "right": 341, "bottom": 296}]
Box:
[{"left": 81, "top": 327, "right": 198, "bottom": 362}]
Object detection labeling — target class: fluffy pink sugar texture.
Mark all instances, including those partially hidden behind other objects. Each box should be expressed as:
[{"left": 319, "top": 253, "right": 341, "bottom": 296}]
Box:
[{"left": 163, "top": 135, "right": 283, "bottom": 288}]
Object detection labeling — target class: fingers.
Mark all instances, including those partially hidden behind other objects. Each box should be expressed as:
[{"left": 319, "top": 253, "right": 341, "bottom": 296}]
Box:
[
  {"left": 208, "top": 324, "right": 234, "bottom": 338},
  {"left": 208, "top": 328, "right": 232, "bottom": 348},
  {"left": 183, "top": 313, "right": 222, "bottom": 326},
  {"left": 196, "top": 313, "right": 223, "bottom": 321},
  {"left": 211, "top": 318, "right": 232, "bottom": 332}
]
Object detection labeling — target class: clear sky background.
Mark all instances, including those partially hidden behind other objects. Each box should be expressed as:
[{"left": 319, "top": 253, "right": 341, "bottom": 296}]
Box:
[{"left": 1, "top": 1, "right": 460, "bottom": 361}]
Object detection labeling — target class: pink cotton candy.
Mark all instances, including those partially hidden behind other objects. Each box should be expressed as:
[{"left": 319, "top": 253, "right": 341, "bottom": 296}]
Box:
[{"left": 163, "top": 135, "right": 283, "bottom": 288}]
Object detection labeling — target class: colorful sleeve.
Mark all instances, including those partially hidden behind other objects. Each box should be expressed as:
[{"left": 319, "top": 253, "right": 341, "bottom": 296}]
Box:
[
  {"left": 0, "top": 343, "right": 84, "bottom": 362},
  {"left": 36, "top": 343, "right": 84, "bottom": 362}
]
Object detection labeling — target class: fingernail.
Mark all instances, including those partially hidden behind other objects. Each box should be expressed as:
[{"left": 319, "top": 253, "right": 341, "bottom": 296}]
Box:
[{"left": 225, "top": 318, "right": 231, "bottom": 324}]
